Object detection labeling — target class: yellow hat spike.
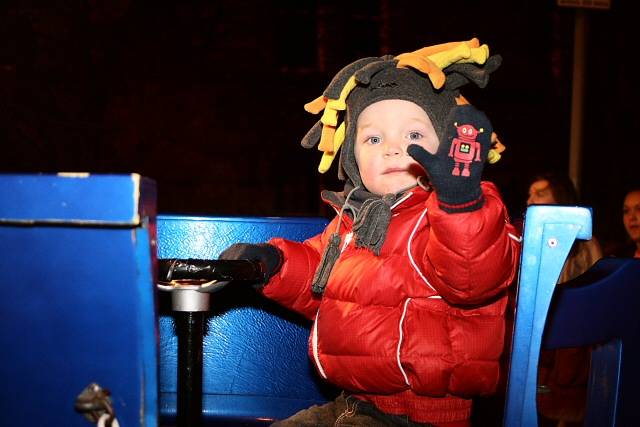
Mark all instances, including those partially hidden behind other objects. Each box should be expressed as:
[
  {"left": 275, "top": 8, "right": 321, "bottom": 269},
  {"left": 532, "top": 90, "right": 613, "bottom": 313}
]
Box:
[
  {"left": 409, "top": 38, "right": 480, "bottom": 58},
  {"left": 333, "top": 122, "right": 345, "bottom": 151},
  {"left": 318, "top": 152, "right": 336, "bottom": 173},
  {"left": 488, "top": 132, "right": 506, "bottom": 164},
  {"left": 428, "top": 43, "right": 489, "bottom": 70},
  {"left": 314, "top": 75, "right": 357, "bottom": 172},
  {"left": 317, "top": 122, "right": 346, "bottom": 173},
  {"left": 320, "top": 106, "right": 339, "bottom": 127},
  {"left": 326, "top": 75, "right": 358, "bottom": 111},
  {"left": 487, "top": 149, "right": 501, "bottom": 164}
]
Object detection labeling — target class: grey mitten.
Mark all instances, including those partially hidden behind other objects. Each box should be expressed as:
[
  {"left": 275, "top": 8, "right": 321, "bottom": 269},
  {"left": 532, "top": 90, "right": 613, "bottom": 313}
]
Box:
[{"left": 218, "top": 243, "right": 283, "bottom": 288}]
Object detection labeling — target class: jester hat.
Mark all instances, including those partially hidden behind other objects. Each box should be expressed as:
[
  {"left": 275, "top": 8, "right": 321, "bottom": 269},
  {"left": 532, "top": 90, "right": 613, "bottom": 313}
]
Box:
[{"left": 301, "top": 38, "right": 503, "bottom": 188}]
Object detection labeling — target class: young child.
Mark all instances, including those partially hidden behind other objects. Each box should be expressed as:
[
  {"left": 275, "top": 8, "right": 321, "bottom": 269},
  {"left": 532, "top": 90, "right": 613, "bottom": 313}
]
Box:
[{"left": 220, "top": 38, "right": 521, "bottom": 426}]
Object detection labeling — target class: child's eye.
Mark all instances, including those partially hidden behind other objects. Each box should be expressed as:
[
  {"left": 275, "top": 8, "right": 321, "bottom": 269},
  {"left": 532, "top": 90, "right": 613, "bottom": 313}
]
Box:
[
  {"left": 366, "top": 136, "right": 382, "bottom": 145},
  {"left": 408, "top": 131, "right": 423, "bottom": 141}
]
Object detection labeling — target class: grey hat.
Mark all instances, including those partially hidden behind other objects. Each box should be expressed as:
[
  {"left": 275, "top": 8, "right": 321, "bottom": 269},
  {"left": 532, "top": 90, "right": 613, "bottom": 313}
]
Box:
[{"left": 301, "top": 39, "right": 502, "bottom": 187}]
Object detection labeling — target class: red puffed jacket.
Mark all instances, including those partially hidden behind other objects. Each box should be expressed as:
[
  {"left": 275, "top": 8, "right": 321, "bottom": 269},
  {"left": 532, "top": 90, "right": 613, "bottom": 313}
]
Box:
[{"left": 261, "top": 182, "right": 521, "bottom": 425}]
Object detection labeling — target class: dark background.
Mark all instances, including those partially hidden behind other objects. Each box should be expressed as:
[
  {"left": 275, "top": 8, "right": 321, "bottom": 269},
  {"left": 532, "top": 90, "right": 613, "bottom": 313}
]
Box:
[{"left": 1, "top": 0, "right": 636, "bottom": 252}]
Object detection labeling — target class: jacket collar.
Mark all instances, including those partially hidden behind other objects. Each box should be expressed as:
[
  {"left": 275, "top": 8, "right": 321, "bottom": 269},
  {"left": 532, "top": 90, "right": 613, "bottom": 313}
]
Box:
[{"left": 322, "top": 183, "right": 433, "bottom": 215}]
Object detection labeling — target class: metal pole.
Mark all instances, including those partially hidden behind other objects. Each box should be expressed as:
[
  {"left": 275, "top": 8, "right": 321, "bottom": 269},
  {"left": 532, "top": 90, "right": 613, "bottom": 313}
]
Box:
[
  {"left": 569, "top": 9, "right": 587, "bottom": 193},
  {"left": 176, "top": 311, "right": 204, "bottom": 427},
  {"left": 172, "top": 290, "right": 209, "bottom": 427}
]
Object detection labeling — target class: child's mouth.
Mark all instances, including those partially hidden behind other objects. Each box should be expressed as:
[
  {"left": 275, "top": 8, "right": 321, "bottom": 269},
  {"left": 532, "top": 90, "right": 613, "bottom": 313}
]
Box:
[{"left": 383, "top": 167, "right": 407, "bottom": 175}]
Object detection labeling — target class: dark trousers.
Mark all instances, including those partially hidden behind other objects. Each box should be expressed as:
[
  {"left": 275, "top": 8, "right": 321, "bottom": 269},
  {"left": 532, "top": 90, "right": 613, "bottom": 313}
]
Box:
[{"left": 271, "top": 393, "right": 434, "bottom": 427}]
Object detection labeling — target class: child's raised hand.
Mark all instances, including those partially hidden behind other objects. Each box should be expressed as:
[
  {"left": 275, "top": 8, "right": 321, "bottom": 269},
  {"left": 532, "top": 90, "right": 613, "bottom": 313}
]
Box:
[{"left": 407, "top": 104, "right": 492, "bottom": 213}]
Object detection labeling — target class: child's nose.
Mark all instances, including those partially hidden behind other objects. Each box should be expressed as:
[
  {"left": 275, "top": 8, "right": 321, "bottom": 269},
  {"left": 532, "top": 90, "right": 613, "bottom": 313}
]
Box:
[{"left": 384, "top": 138, "right": 405, "bottom": 157}]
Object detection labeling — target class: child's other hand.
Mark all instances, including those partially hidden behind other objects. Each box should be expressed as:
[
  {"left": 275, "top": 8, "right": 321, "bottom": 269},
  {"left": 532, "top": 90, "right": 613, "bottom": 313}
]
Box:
[
  {"left": 407, "top": 104, "right": 492, "bottom": 213},
  {"left": 218, "top": 243, "right": 283, "bottom": 286}
]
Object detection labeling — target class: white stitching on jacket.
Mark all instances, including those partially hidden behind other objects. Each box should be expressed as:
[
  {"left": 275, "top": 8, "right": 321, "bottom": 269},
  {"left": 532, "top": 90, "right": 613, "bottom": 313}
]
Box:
[
  {"left": 312, "top": 310, "right": 328, "bottom": 379},
  {"left": 391, "top": 191, "right": 414, "bottom": 210},
  {"left": 396, "top": 298, "right": 412, "bottom": 386},
  {"left": 407, "top": 207, "right": 440, "bottom": 297}
]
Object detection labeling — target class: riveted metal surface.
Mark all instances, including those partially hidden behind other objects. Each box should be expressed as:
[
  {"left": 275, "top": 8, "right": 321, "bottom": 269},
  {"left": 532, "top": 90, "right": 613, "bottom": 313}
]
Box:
[
  {"left": 157, "top": 215, "right": 337, "bottom": 424},
  {"left": 0, "top": 174, "right": 158, "bottom": 427}
]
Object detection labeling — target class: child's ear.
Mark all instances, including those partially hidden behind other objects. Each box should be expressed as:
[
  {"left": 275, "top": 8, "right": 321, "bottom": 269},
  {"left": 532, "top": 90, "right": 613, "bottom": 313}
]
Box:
[{"left": 444, "top": 54, "right": 502, "bottom": 91}]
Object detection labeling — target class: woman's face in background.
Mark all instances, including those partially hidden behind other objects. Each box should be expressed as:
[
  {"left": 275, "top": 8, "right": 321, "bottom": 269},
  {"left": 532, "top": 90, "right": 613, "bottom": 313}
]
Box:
[
  {"left": 527, "top": 179, "right": 556, "bottom": 205},
  {"left": 623, "top": 190, "right": 640, "bottom": 243}
]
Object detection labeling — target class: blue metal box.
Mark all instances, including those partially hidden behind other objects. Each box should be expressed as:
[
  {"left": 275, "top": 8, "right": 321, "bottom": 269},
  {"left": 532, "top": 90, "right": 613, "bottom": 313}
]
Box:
[{"left": 0, "top": 174, "right": 159, "bottom": 427}]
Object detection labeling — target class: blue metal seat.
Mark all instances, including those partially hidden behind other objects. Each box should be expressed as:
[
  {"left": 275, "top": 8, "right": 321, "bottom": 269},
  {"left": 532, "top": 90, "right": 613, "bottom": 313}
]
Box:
[
  {"left": 156, "top": 215, "right": 337, "bottom": 426},
  {"left": 504, "top": 205, "right": 640, "bottom": 426}
]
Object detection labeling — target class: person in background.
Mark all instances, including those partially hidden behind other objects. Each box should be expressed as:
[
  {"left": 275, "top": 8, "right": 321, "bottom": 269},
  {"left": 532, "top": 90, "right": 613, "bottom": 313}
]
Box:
[
  {"left": 622, "top": 188, "right": 640, "bottom": 258},
  {"left": 527, "top": 172, "right": 603, "bottom": 427}
]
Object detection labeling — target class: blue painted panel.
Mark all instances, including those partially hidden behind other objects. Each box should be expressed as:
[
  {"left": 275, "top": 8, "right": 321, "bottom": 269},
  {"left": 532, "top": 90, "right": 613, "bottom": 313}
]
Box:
[
  {"left": 156, "top": 215, "right": 335, "bottom": 424},
  {"left": 0, "top": 174, "right": 158, "bottom": 427},
  {"left": 0, "top": 173, "right": 155, "bottom": 224},
  {"left": 504, "top": 205, "right": 592, "bottom": 427}
]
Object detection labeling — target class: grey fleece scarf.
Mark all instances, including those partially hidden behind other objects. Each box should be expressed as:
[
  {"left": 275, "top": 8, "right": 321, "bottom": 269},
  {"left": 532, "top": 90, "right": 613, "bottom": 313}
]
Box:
[{"left": 311, "top": 181, "right": 421, "bottom": 294}]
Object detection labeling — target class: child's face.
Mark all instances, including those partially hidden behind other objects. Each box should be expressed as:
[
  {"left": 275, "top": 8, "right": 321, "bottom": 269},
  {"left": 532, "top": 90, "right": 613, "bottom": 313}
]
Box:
[{"left": 354, "top": 99, "right": 439, "bottom": 195}]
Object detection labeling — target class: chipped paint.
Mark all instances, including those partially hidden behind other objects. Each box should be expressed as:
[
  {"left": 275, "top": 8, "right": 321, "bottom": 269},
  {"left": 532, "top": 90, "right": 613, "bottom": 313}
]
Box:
[
  {"left": 132, "top": 174, "right": 141, "bottom": 225},
  {"left": 57, "top": 172, "right": 91, "bottom": 178}
]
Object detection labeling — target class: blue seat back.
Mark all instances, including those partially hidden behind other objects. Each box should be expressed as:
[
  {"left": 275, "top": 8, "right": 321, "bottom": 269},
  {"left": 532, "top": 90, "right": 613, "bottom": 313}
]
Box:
[
  {"left": 156, "top": 215, "right": 336, "bottom": 425},
  {"left": 504, "top": 205, "right": 640, "bottom": 426},
  {"left": 0, "top": 174, "right": 158, "bottom": 427},
  {"left": 542, "top": 257, "right": 640, "bottom": 426}
]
